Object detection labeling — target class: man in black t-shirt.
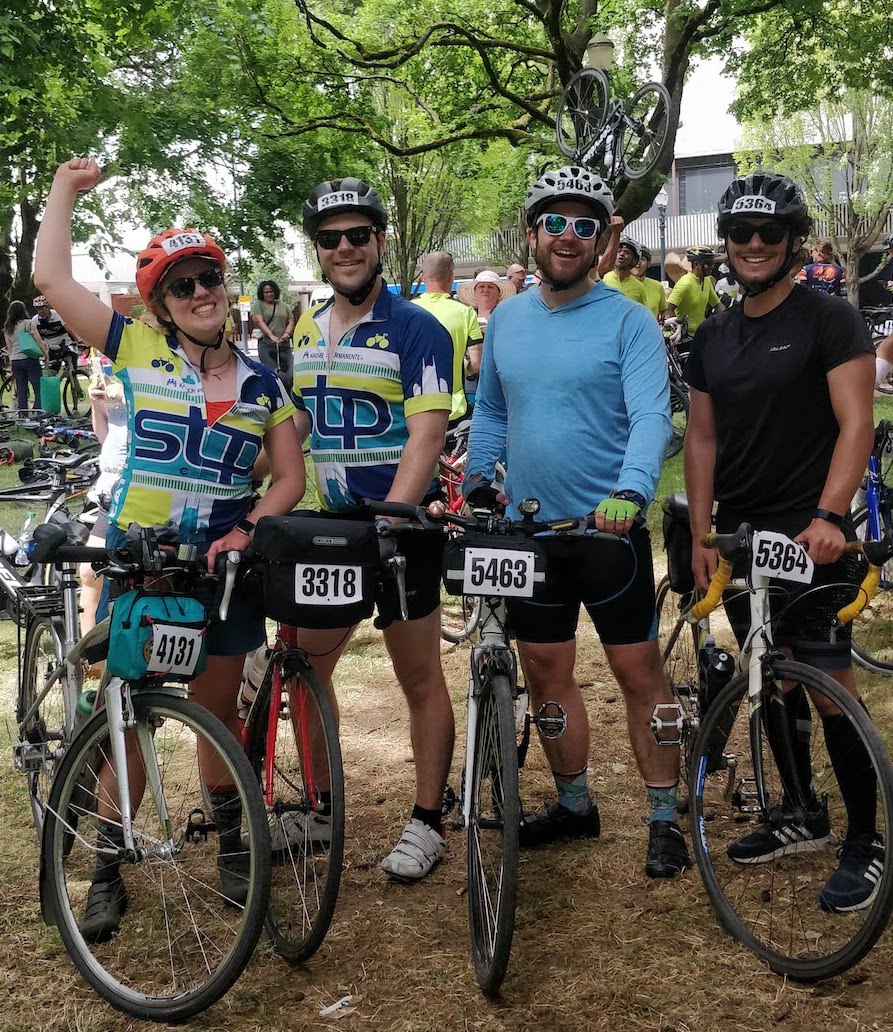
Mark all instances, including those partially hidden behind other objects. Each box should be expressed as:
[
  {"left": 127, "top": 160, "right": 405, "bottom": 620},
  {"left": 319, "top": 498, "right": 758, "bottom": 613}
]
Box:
[{"left": 684, "top": 171, "right": 878, "bottom": 912}]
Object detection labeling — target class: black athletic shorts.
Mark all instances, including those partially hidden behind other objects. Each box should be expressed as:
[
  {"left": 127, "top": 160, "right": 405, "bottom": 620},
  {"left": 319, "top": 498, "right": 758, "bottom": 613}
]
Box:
[
  {"left": 375, "top": 526, "right": 444, "bottom": 628},
  {"left": 506, "top": 526, "right": 658, "bottom": 645},
  {"left": 716, "top": 508, "right": 864, "bottom": 670}
]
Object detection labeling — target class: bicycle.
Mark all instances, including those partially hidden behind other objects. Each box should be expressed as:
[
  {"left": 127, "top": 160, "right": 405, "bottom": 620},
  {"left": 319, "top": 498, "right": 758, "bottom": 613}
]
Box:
[
  {"left": 850, "top": 420, "right": 893, "bottom": 673},
  {"left": 32, "top": 526, "right": 271, "bottom": 1021},
  {"left": 663, "top": 321, "right": 689, "bottom": 460},
  {"left": 555, "top": 68, "right": 671, "bottom": 186},
  {"left": 0, "top": 341, "right": 89, "bottom": 417},
  {"left": 367, "top": 497, "right": 628, "bottom": 995},
  {"left": 861, "top": 305, "right": 893, "bottom": 350},
  {"left": 656, "top": 521, "right": 893, "bottom": 980},
  {"left": 232, "top": 515, "right": 350, "bottom": 964}
]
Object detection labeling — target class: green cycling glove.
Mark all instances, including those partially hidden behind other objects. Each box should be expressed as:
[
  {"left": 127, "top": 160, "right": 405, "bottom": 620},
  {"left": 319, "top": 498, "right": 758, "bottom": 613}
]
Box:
[{"left": 594, "top": 490, "right": 646, "bottom": 523}]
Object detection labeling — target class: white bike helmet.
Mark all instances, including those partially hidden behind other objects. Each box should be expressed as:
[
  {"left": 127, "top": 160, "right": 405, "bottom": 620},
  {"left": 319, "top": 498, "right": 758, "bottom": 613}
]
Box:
[{"left": 525, "top": 167, "right": 615, "bottom": 229}]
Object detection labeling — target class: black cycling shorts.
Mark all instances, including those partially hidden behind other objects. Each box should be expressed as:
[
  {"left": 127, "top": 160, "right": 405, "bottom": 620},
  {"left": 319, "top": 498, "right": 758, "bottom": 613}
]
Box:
[
  {"left": 506, "top": 526, "right": 658, "bottom": 645},
  {"left": 716, "top": 508, "right": 864, "bottom": 670},
  {"left": 375, "top": 528, "right": 444, "bottom": 629}
]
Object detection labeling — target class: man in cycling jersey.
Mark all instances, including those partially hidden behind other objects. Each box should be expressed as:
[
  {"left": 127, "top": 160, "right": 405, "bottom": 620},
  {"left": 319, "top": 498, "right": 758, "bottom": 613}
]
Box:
[
  {"left": 464, "top": 166, "right": 690, "bottom": 878},
  {"left": 601, "top": 236, "right": 649, "bottom": 307},
  {"left": 665, "top": 246, "right": 721, "bottom": 336},
  {"left": 632, "top": 246, "right": 668, "bottom": 321},
  {"left": 684, "top": 171, "right": 879, "bottom": 911},
  {"left": 292, "top": 179, "right": 456, "bottom": 883},
  {"left": 31, "top": 295, "right": 82, "bottom": 358}
]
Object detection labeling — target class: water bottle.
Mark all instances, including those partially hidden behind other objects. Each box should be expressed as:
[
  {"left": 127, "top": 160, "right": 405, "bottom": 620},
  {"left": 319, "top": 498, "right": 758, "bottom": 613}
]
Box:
[
  {"left": 238, "top": 644, "right": 272, "bottom": 721},
  {"left": 73, "top": 689, "right": 98, "bottom": 737},
  {"left": 698, "top": 634, "right": 735, "bottom": 714},
  {"left": 14, "top": 512, "right": 36, "bottom": 566}
]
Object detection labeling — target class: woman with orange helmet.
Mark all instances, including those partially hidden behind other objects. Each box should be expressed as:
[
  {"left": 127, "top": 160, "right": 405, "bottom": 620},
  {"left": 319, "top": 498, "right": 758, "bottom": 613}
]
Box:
[{"left": 34, "top": 157, "right": 304, "bottom": 938}]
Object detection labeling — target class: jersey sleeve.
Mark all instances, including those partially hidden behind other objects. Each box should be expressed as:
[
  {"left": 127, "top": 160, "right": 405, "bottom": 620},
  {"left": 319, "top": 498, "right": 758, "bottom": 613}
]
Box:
[
  {"left": 684, "top": 324, "right": 710, "bottom": 393},
  {"left": 105, "top": 312, "right": 161, "bottom": 367},
  {"left": 818, "top": 297, "right": 874, "bottom": 372},
  {"left": 707, "top": 280, "right": 721, "bottom": 308},
  {"left": 465, "top": 306, "right": 484, "bottom": 344},
  {"left": 667, "top": 277, "right": 689, "bottom": 308},
  {"left": 399, "top": 308, "right": 453, "bottom": 417}
]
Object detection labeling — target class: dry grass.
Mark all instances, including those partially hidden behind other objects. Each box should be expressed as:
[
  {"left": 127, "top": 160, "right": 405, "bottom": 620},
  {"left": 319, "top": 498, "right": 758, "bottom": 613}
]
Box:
[{"left": 3, "top": 611, "right": 893, "bottom": 1032}]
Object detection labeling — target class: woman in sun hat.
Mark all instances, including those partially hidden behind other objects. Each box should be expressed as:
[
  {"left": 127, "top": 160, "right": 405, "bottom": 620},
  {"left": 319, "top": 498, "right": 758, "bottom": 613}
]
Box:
[{"left": 456, "top": 270, "right": 515, "bottom": 403}]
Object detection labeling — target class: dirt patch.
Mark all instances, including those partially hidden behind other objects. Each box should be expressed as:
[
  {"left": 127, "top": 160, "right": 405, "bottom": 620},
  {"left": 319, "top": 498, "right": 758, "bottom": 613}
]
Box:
[{"left": 2, "top": 617, "right": 893, "bottom": 1032}]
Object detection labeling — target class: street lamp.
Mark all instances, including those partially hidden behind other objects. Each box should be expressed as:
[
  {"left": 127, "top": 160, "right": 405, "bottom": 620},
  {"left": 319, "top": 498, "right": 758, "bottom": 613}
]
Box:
[
  {"left": 655, "top": 186, "right": 668, "bottom": 285},
  {"left": 584, "top": 32, "right": 615, "bottom": 72}
]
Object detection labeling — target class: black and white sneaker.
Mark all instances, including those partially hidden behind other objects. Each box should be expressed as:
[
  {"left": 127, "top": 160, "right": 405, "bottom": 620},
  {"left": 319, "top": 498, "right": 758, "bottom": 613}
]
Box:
[
  {"left": 819, "top": 835, "right": 885, "bottom": 913},
  {"left": 727, "top": 806, "right": 832, "bottom": 864}
]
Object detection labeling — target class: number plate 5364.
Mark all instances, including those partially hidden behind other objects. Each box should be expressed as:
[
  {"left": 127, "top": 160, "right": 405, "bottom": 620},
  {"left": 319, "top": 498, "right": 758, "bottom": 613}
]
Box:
[{"left": 751, "top": 531, "right": 814, "bottom": 584}]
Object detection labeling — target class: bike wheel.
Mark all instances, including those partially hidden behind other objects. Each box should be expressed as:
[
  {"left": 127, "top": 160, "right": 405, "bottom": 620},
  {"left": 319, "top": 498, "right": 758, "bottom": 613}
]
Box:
[
  {"left": 850, "top": 506, "right": 893, "bottom": 673},
  {"left": 555, "top": 68, "right": 609, "bottom": 160},
  {"left": 620, "top": 81, "right": 671, "bottom": 180},
  {"left": 689, "top": 660, "right": 893, "bottom": 980},
  {"left": 665, "top": 380, "right": 689, "bottom": 460},
  {"left": 62, "top": 368, "right": 91, "bottom": 417},
  {"left": 655, "top": 576, "right": 699, "bottom": 770},
  {"left": 0, "top": 373, "right": 14, "bottom": 410},
  {"left": 467, "top": 673, "right": 520, "bottom": 995},
  {"left": 245, "top": 651, "right": 345, "bottom": 962},
  {"left": 17, "top": 617, "right": 68, "bottom": 838},
  {"left": 441, "top": 591, "right": 482, "bottom": 644},
  {"left": 42, "top": 691, "right": 270, "bottom": 1021}
]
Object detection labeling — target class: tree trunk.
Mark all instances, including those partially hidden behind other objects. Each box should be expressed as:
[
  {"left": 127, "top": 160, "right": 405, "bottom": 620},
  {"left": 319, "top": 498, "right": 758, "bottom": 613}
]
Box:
[
  {"left": 11, "top": 198, "right": 39, "bottom": 303},
  {"left": 844, "top": 249, "right": 861, "bottom": 309}
]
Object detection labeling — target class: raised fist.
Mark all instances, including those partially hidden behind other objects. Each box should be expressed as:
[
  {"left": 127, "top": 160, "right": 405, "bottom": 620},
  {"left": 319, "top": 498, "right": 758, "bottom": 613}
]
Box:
[{"left": 54, "top": 157, "right": 103, "bottom": 194}]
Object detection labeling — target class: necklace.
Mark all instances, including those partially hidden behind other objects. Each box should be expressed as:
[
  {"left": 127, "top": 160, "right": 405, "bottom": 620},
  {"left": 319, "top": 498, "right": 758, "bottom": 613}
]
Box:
[{"left": 200, "top": 354, "right": 234, "bottom": 380}]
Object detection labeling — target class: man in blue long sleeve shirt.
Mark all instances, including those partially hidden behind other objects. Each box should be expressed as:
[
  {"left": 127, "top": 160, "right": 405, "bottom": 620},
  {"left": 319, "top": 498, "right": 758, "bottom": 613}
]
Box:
[{"left": 464, "top": 166, "right": 689, "bottom": 878}]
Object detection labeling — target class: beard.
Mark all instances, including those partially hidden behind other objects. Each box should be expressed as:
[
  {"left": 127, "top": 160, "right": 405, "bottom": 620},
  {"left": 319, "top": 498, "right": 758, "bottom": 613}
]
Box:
[{"left": 533, "top": 241, "right": 595, "bottom": 292}]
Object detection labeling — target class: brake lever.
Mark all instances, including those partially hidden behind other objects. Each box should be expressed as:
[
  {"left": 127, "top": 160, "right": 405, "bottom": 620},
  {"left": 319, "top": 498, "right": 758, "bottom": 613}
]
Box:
[{"left": 217, "top": 550, "right": 241, "bottom": 622}]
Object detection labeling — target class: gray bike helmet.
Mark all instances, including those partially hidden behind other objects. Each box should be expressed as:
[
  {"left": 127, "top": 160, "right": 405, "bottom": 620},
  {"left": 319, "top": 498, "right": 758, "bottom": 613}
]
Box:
[
  {"left": 618, "top": 236, "right": 642, "bottom": 261},
  {"left": 302, "top": 178, "right": 388, "bottom": 238},
  {"left": 717, "top": 171, "right": 811, "bottom": 237},
  {"left": 883, "top": 234, "right": 893, "bottom": 250},
  {"left": 525, "top": 167, "right": 615, "bottom": 229}
]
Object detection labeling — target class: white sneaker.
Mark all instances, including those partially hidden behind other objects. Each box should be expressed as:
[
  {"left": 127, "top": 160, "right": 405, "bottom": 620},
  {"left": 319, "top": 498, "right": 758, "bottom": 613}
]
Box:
[
  {"left": 380, "top": 818, "right": 446, "bottom": 881},
  {"left": 245, "top": 810, "right": 332, "bottom": 852}
]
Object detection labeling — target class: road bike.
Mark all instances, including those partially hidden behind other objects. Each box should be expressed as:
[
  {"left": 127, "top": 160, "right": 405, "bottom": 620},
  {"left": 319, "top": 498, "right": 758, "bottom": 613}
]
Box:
[
  {"left": 663, "top": 321, "right": 689, "bottom": 460},
  {"left": 32, "top": 526, "right": 271, "bottom": 1021},
  {"left": 555, "top": 68, "right": 671, "bottom": 186},
  {"left": 655, "top": 520, "right": 893, "bottom": 979},
  {"left": 367, "top": 497, "right": 628, "bottom": 995}
]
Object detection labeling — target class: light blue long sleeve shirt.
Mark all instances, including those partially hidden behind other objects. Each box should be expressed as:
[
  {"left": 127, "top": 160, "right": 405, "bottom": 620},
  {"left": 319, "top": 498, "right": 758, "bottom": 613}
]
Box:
[{"left": 465, "top": 281, "right": 671, "bottom": 520}]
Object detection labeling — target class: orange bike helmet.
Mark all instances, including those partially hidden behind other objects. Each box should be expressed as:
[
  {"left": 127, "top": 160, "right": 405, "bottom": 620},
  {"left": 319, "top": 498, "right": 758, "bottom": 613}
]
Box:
[{"left": 135, "top": 229, "right": 227, "bottom": 305}]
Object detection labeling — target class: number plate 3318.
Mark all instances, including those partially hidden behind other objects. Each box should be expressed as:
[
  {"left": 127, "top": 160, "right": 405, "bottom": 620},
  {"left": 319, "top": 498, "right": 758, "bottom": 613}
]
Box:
[
  {"left": 462, "top": 547, "right": 536, "bottom": 598},
  {"left": 751, "top": 531, "right": 814, "bottom": 584}
]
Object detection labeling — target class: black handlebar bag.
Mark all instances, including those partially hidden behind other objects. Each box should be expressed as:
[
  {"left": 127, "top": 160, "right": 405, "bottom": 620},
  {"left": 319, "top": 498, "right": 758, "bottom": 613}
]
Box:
[
  {"left": 253, "top": 513, "right": 379, "bottom": 629},
  {"left": 661, "top": 494, "right": 694, "bottom": 594},
  {"left": 442, "top": 530, "right": 547, "bottom": 600}
]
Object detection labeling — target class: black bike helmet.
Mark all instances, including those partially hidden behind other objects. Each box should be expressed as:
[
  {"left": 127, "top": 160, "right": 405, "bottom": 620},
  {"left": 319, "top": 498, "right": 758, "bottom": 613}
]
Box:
[
  {"left": 717, "top": 171, "right": 812, "bottom": 297},
  {"left": 686, "top": 245, "right": 715, "bottom": 263},
  {"left": 524, "top": 167, "right": 615, "bottom": 229},
  {"left": 302, "top": 178, "right": 388, "bottom": 238},
  {"left": 717, "top": 171, "right": 811, "bottom": 237}
]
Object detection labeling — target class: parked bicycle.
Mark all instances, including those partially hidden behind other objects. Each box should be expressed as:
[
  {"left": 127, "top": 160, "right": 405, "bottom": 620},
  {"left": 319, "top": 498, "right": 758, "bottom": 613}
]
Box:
[
  {"left": 654, "top": 519, "right": 893, "bottom": 980},
  {"left": 663, "top": 321, "right": 689, "bottom": 460},
  {"left": 32, "top": 525, "right": 270, "bottom": 1021},
  {"left": 555, "top": 68, "right": 671, "bottom": 186}
]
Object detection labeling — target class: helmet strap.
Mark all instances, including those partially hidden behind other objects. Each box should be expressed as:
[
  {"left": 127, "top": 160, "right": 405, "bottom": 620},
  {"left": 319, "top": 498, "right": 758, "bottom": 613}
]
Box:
[
  {"left": 171, "top": 323, "right": 226, "bottom": 370},
  {"left": 320, "top": 242, "right": 384, "bottom": 307},
  {"left": 731, "top": 232, "right": 799, "bottom": 299}
]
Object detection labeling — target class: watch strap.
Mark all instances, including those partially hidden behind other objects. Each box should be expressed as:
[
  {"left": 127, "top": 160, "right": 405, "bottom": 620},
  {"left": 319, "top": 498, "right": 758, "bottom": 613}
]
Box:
[
  {"left": 813, "top": 508, "right": 844, "bottom": 526},
  {"left": 235, "top": 518, "right": 256, "bottom": 538}
]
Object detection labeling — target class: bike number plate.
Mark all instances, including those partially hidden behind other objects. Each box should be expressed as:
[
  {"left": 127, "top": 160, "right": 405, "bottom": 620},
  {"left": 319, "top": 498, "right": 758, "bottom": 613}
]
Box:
[
  {"left": 462, "top": 548, "right": 536, "bottom": 598},
  {"left": 293, "top": 564, "right": 363, "bottom": 605},
  {"left": 147, "top": 624, "right": 204, "bottom": 676},
  {"left": 751, "top": 531, "right": 814, "bottom": 584}
]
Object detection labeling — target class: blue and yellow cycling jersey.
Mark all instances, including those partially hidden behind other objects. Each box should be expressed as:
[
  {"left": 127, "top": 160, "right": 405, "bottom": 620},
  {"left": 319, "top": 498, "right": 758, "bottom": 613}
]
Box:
[
  {"left": 105, "top": 313, "right": 296, "bottom": 544},
  {"left": 292, "top": 283, "right": 452, "bottom": 510}
]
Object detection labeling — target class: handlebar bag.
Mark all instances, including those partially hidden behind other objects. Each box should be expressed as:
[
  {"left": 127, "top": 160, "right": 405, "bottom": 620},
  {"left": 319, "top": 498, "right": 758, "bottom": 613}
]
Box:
[
  {"left": 253, "top": 513, "right": 379, "bottom": 629},
  {"left": 661, "top": 494, "right": 694, "bottom": 594},
  {"left": 443, "top": 530, "right": 547, "bottom": 600},
  {"left": 107, "top": 590, "right": 208, "bottom": 682}
]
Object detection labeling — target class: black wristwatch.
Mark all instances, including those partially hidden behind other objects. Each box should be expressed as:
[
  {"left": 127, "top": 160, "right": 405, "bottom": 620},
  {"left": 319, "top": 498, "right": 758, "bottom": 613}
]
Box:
[
  {"left": 610, "top": 489, "right": 648, "bottom": 510},
  {"left": 813, "top": 509, "right": 844, "bottom": 526},
  {"left": 235, "top": 518, "right": 256, "bottom": 539}
]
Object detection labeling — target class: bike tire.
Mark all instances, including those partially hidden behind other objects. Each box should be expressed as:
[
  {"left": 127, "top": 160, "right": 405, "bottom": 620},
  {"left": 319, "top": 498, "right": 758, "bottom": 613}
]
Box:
[
  {"left": 0, "top": 372, "right": 14, "bottom": 410},
  {"left": 620, "top": 81, "right": 672, "bottom": 180},
  {"left": 62, "top": 369, "right": 91, "bottom": 418},
  {"left": 245, "top": 650, "right": 345, "bottom": 962},
  {"left": 42, "top": 691, "right": 271, "bottom": 1021},
  {"left": 556, "top": 68, "right": 609, "bottom": 160},
  {"left": 849, "top": 506, "right": 893, "bottom": 673},
  {"left": 441, "top": 592, "right": 483, "bottom": 644},
  {"left": 467, "top": 673, "right": 520, "bottom": 995},
  {"left": 689, "top": 660, "right": 893, "bottom": 981},
  {"left": 17, "top": 616, "right": 69, "bottom": 839},
  {"left": 655, "top": 576, "right": 699, "bottom": 775},
  {"left": 665, "top": 380, "right": 689, "bottom": 460}
]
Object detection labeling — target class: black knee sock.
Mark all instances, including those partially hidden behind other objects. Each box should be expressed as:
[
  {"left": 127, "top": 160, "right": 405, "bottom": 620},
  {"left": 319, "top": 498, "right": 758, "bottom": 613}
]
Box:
[
  {"left": 785, "top": 685, "right": 814, "bottom": 805},
  {"left": 93, "top": 819, "right": 125, "bottom": 884},
  {"left": 209, "top": 791, "right": 244, "bottom": 856},
  {"left": 822, "top": 712, "right": 877, "bottom": 840},
  {"left": 411, "top": 803, "right": 443, "bottom": 834}
]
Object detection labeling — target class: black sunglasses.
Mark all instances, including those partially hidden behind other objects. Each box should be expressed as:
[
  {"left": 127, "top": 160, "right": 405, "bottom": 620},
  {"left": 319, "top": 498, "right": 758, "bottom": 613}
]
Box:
[
  {"left": 165, "top": 267, "right": 225, "bottom": 299},
  {"left": 727, "top": 221, "right": 789, "bottom": 246},
  {"left": 315, "top": 226, "right": 376, "bottom": 250}
]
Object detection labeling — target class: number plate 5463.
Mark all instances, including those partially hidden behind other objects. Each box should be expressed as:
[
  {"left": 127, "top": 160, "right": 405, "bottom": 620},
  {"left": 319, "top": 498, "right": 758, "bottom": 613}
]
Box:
[{"left": 462, "top": 547, "right": 536, "bottom": 598}]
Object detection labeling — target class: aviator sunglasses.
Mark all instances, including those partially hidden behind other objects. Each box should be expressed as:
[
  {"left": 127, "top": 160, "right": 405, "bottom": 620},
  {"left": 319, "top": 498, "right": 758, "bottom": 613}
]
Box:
[
  {"left": 315, "top": 225, "right": 376, "bottom": 250},
  {"left": 165, "top": 267, "right": 225, "bottom": 299},
  {"left": 727, "top": 221, "right": 789, "bottom": 246},
  {"left": 535, "top": 212, "right": 599, "bottom": 240}
]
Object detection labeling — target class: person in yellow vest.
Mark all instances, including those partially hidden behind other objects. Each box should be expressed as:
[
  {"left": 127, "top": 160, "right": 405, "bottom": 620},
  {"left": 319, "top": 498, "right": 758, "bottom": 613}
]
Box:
[
  {"left": 632, "top": 246, "right": 668, "bottom": 322},
  {"left": 412, "top": 251, "right": 483, "bottom": 423},
  {"left": 665, "top": 245, "right": 722, "bottom": 335},
  {"left": 601, "top": 236, "right": 648, "bottom": 306}
]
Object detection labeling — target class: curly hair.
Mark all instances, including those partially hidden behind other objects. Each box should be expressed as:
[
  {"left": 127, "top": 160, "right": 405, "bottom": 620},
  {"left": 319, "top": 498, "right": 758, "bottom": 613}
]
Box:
[{"left": 256, "top": 280, "right": 281, "bottom": 301}]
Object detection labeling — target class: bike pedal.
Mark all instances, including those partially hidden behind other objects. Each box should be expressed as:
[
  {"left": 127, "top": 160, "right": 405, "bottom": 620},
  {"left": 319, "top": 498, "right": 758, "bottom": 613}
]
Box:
[
  {"left": 534, "top": 701, "right": 566, "bottom": 740},
  {"left": 650, "top": 703, "right": 696, "bottom": 747},
  {"left": 732, "top": 776, "right": 761, "bottom": 812}
]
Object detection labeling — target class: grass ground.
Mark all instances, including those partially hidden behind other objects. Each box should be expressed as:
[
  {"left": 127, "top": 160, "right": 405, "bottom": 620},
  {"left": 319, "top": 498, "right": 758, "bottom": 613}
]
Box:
[{"left": 3, "top": 412, "right": 893, "bottom": 1030}]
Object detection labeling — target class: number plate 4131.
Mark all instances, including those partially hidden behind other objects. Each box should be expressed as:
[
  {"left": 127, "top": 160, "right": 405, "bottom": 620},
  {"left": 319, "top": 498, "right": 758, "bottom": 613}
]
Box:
[{"left": 751, "top": 531, "right": 815, "bottom": 584}]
